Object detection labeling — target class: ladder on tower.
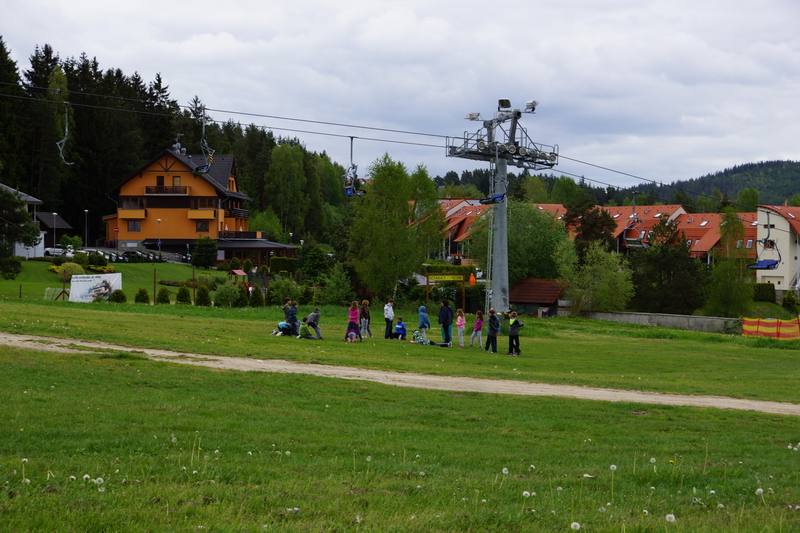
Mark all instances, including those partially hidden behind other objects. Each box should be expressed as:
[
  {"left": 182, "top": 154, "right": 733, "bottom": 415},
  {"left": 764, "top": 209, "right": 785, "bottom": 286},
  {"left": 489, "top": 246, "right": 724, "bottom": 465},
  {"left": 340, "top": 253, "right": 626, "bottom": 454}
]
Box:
[{"left": 484, "top": 165, "right": 496, "bottom": 312}]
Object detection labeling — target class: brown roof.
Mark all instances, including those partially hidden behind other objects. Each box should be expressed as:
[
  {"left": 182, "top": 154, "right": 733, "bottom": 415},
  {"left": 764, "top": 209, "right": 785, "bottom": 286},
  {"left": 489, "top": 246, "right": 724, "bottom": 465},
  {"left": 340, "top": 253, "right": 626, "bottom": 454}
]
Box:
[{"left": 509, "top": 278, "right": 565, "bottom": 305}]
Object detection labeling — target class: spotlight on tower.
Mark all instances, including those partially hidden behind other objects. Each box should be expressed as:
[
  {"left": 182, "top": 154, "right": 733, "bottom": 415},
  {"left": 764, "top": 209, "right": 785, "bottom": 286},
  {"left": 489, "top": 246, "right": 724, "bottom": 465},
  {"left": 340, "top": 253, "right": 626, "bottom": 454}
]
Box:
[
  {"left": 498, "top": 98, "right": 511, "bottom": 110},
  {"left": 465, "top": 112, "right": 482, "bottom": 121},
  {"left": 525, "top": 100, "right": 539, "bottom": 112}
]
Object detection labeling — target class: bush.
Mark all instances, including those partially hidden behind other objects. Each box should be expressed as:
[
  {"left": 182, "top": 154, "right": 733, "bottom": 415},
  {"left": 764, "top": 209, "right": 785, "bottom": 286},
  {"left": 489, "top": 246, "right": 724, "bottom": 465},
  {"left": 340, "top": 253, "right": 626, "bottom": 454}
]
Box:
[
  {"left": 156, "top": 287, "right": 171, "bottom": 304},
  {"left": 60, "top": 262, "right": 85, "bottom": 282},
  {"left": 781, "top": 290, "right": 799, "bottom": 315},
  {"left": 214, "top": 283, "right": 238, "bottom": 308},
  {"left": 197, "top": 273, "right": 219, "bottom": 291},
  {"left": 234, "top": 284, "right": 249, "bottom": 307},
  {"left": 86, "top": 265, "right": 116, "bottom": 273},
  {"left": 52, "top": 255, "right": 66, "bottom": 267},
  {"left": 216, "top": 261, "right": 230, "bottom": 272},
  {"left": 270, "top": 257, "right": 298, "bottom": 274},
  {"left": 753, "top": 283, "right": 777, "bottom": 303},
  {"left": 230, "top": 257, "right": 241, "bottom": 271},
  {"left": 249, "top": 284, "right": 264, "bottom": 307},
  {"left": 158, "top": 279, "right": 184, "bottom": 287},
  {"left": 134, "top": 288, "right": 150, "bottom": 304},
  {"left": 108, "top": 289, "right": 127, "bottom": 303},
  {"left": 72, "top": 252, "right": 89, "bottom": 267},
  {"left": 195, "top": 286, "right": 212, "bottom": 307},
  {"left": 88, "top": 253, "right": 107, "bottom": 267},
  {"left": 242, "top": 258, "right": 253, "bottom": 273},
  {"left": 0, "top": 257, "right": 22, "bottom": 280},
  {"left": 266, "top": 276, "right": 304, "bottom": 305},
  {"left": 176, "top": 286, "right": 192, "bottom": 305}
]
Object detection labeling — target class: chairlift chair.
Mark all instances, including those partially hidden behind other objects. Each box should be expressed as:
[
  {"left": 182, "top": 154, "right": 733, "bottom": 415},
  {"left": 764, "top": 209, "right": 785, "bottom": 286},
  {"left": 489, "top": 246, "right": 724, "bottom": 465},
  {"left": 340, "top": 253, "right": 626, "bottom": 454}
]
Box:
[
  {"left": 479, "top": 193, "right": 506, "bottom": 205},
  {"left": 748, "top": 212, "right": 781, "bottom": 270}
]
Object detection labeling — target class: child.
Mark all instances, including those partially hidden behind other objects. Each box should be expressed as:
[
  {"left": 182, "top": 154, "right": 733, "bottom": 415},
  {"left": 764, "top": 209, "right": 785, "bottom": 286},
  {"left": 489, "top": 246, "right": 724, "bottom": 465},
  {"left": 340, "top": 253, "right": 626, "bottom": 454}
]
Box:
[
  {"left": 411, "top": 329, "right": 450, "bottom": 347},
  {"left": 484, "top": 308, "right": 500, "bottom": 353},
  {"left": 418, "top": 305, "right": 430, "bottom": 343},
  {"left": 508, "top": 311, "right": 524, "bottom": 356},
  {"left": 344, "top": 301, "right": 363, "bottom": 342},
  {"left": 345, "top": 321, "right": 360, "bottom": 342},
  {"left": 308, "top": 307, "right": 323, "bottom": 340},
  {"left": 456, "top": 309, "right": 466, "bottom": 347},
  {"left": 470, "top": 310, "right": 484, "bottom": 347},
  {"left": 298, "top": 316, "right": 316, "bottom": 339},
  {"left": 287, "top": 301, "right": 299, "bottom": 336},
  {"left": 359, "top": 300, "right": 372, "bottom": 338},
  {"left": 392, "top": 316, "right": 407, "bottom": 340},
  {"left": 273, "top": 321, "right": 292, "bottom": 336}
]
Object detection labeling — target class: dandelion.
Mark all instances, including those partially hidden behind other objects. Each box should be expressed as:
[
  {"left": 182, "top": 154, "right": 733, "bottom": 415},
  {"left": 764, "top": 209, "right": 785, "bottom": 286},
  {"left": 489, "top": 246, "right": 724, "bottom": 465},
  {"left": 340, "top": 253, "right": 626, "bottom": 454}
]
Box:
[
  {"left": 83, "top": 474, "right": 90, "bottom": 481},
  {"left": 756, "top": 488, "right": 763, "bottom": 495},
  {"left": 666, "top": 514, "right": 676, "bottom": 523},
  {"left": 285, "top": 451, "right": 290, "bottom": 456},
  {"left": 717, "top": 503, "right": 724, "bottom": 508},
  {"left": 98, "top": 487, "right": 105, "bottom": 492},
  {"left": 355, "top": 516, "right": 362, "bottom": 524},
  {"left": 96, "top": 477, "right": 103, "bottom": 484},
  {"left": 709, "top": 490, "right": 715, "bottom": 495},
  {"left": 523, "top": 491, "right": 531, "bottom": 498},
  {"left": 599, "top": 506, "right": 607, "bottom": 512},
  {"left": 502, "top": 467, "right": 509, "bottom": 475},
  {"left": 557, "top": 486, "right": 563, "bottom": 492},
  {"left": 643, "top": 510, "right": 649, "bottom": 515},
  {"left": 366, "top": 456, "right": 372, "bottom": 462},
  {"left": 610, "top": 464, "right": 616, "bottom": 471},
  {"left": 69, "top": 476, "right": 76, "bottom": 481},
  {"left": 419, "top": 471, "right": 426, "bottom": 477},
  {"left": 22, "top": 478, "right": 30, "bottom": 484},
  {"left": 610, "top": 464, "right": 617, "bottom": 501},
  {"left": 21, "top": 458, "right": 28, "bottom": 463},
  {"left": 571, "top": 522, "right": 581, "bottom": 530},
  {"left": 650, "top": 458, "right": 656, "bottom": 463}
]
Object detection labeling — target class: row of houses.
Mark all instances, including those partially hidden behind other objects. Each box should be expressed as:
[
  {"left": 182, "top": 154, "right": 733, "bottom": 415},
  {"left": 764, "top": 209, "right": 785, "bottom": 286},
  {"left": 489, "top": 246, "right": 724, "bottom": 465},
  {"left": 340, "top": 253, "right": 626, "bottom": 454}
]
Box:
[{"left": 440, "top": 197, "right": 800, "bottom": 290}]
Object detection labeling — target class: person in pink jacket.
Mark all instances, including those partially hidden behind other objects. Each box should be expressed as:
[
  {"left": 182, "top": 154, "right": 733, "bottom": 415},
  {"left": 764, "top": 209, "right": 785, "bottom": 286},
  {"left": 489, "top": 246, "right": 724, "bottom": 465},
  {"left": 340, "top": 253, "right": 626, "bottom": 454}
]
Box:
[
  {"left": 470, "top": 310, "right": 484, "bottom": 347},
  {"left": 456, "top": 309, "right": 466, "bottom": 347}
]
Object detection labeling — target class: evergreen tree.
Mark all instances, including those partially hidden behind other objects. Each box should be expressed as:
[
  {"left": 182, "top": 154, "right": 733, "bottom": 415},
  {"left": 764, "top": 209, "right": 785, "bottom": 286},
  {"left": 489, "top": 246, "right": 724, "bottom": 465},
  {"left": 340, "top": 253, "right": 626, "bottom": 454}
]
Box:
[{"left": 192, "top": 236, "right": 218, "bottom": 270}]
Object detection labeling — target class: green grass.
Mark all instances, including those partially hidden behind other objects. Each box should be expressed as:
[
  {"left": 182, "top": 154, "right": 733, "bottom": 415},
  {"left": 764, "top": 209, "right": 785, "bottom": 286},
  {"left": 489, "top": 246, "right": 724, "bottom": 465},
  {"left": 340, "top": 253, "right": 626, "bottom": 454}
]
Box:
[{"left": 2, "top": 345, "right": 799, "bottom": 532}]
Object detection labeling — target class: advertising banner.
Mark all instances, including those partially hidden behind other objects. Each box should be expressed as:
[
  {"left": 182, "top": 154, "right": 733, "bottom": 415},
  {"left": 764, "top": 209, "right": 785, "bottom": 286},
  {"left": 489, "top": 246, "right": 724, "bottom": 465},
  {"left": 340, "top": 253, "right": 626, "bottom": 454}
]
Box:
[{"left": 69, "top": 273, "right": 122, "bottom": 303}]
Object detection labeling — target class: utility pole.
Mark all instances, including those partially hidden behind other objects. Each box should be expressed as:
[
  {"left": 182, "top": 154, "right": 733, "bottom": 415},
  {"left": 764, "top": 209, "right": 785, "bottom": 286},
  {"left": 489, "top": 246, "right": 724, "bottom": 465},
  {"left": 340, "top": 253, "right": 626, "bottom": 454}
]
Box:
[{"left": 447, "top": 99, "right": 558, "bottom": 312}]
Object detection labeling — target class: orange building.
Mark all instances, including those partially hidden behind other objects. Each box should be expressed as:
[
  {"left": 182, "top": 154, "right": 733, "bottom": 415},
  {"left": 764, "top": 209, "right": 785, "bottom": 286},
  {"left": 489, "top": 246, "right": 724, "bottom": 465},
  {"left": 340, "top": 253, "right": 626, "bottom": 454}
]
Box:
[{"left": 104, "top": 149, "right": 295, "bottom": 266}]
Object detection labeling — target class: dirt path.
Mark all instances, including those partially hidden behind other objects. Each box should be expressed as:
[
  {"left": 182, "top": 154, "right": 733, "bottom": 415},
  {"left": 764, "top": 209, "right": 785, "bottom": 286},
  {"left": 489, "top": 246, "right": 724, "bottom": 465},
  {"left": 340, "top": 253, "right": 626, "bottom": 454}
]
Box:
[{"left": 3, "top": 331, "right": 799, "bottom": 416}]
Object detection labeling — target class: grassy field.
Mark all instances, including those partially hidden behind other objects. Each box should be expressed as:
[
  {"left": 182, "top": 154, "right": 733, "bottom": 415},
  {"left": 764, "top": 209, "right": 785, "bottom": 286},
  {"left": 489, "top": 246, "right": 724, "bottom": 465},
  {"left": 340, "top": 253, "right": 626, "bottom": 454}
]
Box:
[{"left": 2, "top": 264, "right": 800, "bottom": 531}]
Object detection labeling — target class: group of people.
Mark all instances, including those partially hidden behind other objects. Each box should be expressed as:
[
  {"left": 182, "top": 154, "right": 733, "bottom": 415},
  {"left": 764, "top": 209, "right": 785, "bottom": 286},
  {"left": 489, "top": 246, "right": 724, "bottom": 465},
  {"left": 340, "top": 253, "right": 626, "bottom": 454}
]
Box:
[{"left": 273, "top": 296, "right": 525, "bottom": 356}]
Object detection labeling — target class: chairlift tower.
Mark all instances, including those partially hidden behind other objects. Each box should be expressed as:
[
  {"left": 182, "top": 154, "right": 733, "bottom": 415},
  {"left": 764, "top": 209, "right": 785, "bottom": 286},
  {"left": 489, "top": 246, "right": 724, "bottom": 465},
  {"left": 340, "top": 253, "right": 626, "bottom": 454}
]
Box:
[{"left": 447, "top": 99, "right": 558, "bottom": 312}]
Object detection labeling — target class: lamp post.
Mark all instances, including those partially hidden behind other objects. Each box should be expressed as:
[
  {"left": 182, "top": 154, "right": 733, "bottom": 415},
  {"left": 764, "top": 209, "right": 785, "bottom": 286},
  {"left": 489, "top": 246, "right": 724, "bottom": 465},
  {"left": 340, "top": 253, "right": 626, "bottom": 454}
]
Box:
[
  {"left": 289, "top": 232, "right": 293, "bottom": 245},
  {"left": 84, "top": 209, "right": 88, "bottom": 248},
  {"left": 52, "top": 213, "right": 57, "bottom": 250},
  {"left": 157, "top": 219, "right": 162, "bottom": 256}
]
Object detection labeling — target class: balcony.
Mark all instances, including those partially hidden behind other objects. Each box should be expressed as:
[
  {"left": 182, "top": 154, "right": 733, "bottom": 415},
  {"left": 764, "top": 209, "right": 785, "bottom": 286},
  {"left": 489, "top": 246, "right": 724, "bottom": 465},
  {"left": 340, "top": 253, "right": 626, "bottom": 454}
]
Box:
[
  {"left": 219, "top": 231, "right": 259, "bottom": 239},
  {"left": 187, "top": 209, "right": 216, "bottom": 220},
  {"left": 145, "top": 186, "right": 188, "bottom": 195},
  {"left": 224, "top": 208, "right": 249, "bottom": 219},
  {"left": 119, "top": 209, "right": 146, "bottom": 219}
]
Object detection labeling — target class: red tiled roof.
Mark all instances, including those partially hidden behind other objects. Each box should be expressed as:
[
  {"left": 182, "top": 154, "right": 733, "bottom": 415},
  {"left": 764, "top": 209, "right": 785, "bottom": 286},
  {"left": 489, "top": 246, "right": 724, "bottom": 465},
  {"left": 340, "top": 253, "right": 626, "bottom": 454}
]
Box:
[{"left": 509, "top": 278, "right": 565, "bottom": 305}]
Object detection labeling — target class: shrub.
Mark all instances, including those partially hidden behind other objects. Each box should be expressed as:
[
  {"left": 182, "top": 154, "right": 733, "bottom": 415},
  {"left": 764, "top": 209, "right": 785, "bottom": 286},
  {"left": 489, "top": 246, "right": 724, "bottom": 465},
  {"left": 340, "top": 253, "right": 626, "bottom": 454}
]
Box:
[
  {"left": 270, "top": 257, "right": 298, "bottom": 274},
  {"left": 214, "top": 284, "right": 238, "bottom": 308},
  {"left": 108, "top": 289, "right": 127, "bottom": 303},
  {"left": 72, "top": 252, "right": 89, "bottom": 267},
  {"left": 158, "top": 279, "right": 184, "bottom": 287},
  {"left": 156, "top": 287, "right": 171, "bottom": 304},
  {"left": 230, "top": 257, "right": 241, "bottom": 271},
  {"left": 134, "top": 288, "right": 150, "bottom": 304},
  {"left": 753, "top": 283, "right": 777, "bottom": 303},
  {"left": 60, "top": 262, "right": 85, "bottom": 282},
  {"left": 88, "top": 253, "right": 107, "bottom": 267},
  {"left": 266, "top": 276, "right": 303, "bottom": 305},
  {"left": 176, "top": 286, "right": 192, "bottom": 305},
  {"left": 233, "top": 285, "right": 249, "bottom": 307},
  {"left": 197, "top": 273, "right": 219, "bottom": 291},
  {"left": 0, "top": 257, "right": 22, "bottom": 280},
  {"left": 195, "top": 286, "right": 212, "bottom": 307},
  {"left": 242, "top": 258, "right": 253, "bottom": 273},
  {"left": 781, "top": 290, "right": 799, "bottom": 315},
  {"left": 217, "top": 261, "right": 230, "bottom": 272},
  {"left": 86, "top": 265, "right": 116, "bottom": 273},
  {"left": 249, "top": 284, "right": 264, "bottom": 307},
  {"left": 52, "top": 255, "right": 66, "bottom": 267}
]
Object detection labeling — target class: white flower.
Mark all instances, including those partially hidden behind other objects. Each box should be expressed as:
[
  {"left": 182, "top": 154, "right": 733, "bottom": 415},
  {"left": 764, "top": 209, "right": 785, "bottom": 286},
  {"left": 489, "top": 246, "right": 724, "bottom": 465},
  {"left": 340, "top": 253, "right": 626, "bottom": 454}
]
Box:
[
  {"left": 717, "top": 503, "right": 724, "bottom": 508},
  {"left": 22, "top": 478, "right": 30, "bottom": 484},
  {"left": 643, "top": 510, "right": 649, "bottom": 515},
  {"left": 83, "top": 474, "right": 90, "bottom": 480},
  {"left": 650, "top": 458, "right": 656, "bottom": 463},
  {"left": 96, "top": 477, "right": 103, "bottom": 484},
  {"left": 666, "top": 514, "right": 676, "bottom": 523},
  {"left": 557, "top": 486, "right": 563, "bottom": 492},
  {"left": 523, "top": 491, "right": 530, "bottom": 498},
  {"left": 756, "top": 488, "right": 764, "bottom": 495},
  {"left": 248, "top": 451, "right": 252, "bottom": 456},
  {"left": 571, "top": 522, "right": 581, "bottom": 530},
  {"left": 355, "top": 516, "right": 362, "bottom": 524},
  {"left": 610, "top": 464, "right": 617, "bottom": 471},
  {"left": 709, "top": 490, "right": 715, "bottom": 495},
  {"left": 21, "top": 458, "right": 28, "bottom": 463},
  {"left": 599, "top": 506, "right": 606, "bottom": 512},
  {"left": 529, "top": 464, "right": 536, "bottom": 470},
  {"left": 366, "top": 456, "right": 372, "bottom": 462},
  {"left": 285, "top": 451, "right": 290, "bottom": 456},
  {"left": 419, "top": 471, "right": 426, "bottom": 476},
  {"left": 98, "top": 487, "right": 105, "bottom": 492},
  {"left": 502, "top": 467, "right": 509, "bottom": 475},
  {"left": 69, "top": 476, "right": 76, "bottom": 481}
]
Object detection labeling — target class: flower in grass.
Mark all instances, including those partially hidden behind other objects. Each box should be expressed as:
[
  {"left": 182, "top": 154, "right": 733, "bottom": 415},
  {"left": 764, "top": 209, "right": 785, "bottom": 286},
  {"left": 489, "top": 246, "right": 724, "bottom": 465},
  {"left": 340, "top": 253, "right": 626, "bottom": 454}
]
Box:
[
  {"left": 96, "top": 477, "right": 103, "bottom": 484},
  {"left": 571, "top": 522, "right": 581, "bottom": 530},
  {"left": 98, "top": 487, "right": 105, "bottom": 492},
  {"left": 69, "top": 476, "right": 76, "bottom": 481},
  {"left": 643, "top": 510, "right": 649, "bottom": 516},
  {"left": 599, "top": 506, "right": 607, "bottom": 512},
  {"left": 419, "top": 471, "right": 426, "bottom": 477},
  {"left": 356, "top": 516, "right": 362, "bottom": 524},
  {"left": 21, "top": 458, "right": 28, "bottom": 464},
  {"left": 717, "top": 504, "right": 724, "bottom": 508},
  {"left": 22, "top": 478, "right": 30, "bottom": 484},
  {"left": 650, "top": 458, "right": 656, "bottom": 463},
  {"left": 709, "top": 490, "right": 715, "bottom": 495},
  {"left": 556, "top": 486, "right": 563, "bottom": 492},
  {"left": 756, "top": 488, "right": 764, "bottom": 495},
  {"left": 502, "top": 468, "right": 509, "bottom": 475},
  {"left": 83, "top": 475, "right": 90, "bottom": 481},
  {"left": 666, "top": 514, "right": 676, "bottom": 523},
  {"left": 610, "top": 464, "right": 616, "bottom": 471},
  {"left": 523, "top": 491, "right": 531, "bottom": 498},
  {"left": 366, "top": 456, "right": 372, "bottom": 462}
]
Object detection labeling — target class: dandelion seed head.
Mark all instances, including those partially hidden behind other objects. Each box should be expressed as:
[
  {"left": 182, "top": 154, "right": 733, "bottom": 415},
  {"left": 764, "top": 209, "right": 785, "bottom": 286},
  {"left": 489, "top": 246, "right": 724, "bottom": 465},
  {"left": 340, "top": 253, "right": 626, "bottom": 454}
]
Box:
[
  {"left": 98, "top": 486, "right": 105, "bottom": 492},
  {"left": 21, "top": 458, "right": 28, "bottom": 463},
  {"left": 666, "top": 514, "right": 676, "bottom": 523},
  {"left": 650, "top": 457, "right": 656, "bottom": 463},
  {"left": 523, "top": 491, "right": 530, "bottom": 498},
  {"left": 717, "top": 503, "right": 724, "bottom": 508},
  {"left": 571, "top": 522, "right": 581, "bottom": 530},
  {"left": 248, "top": 451, "right": 252, "bottom": 455},
  {"left": 610, "top": 464, "right": 617, "bottom": 471},
  {"left": 643, "top": 510, "right": 649, "bottom": 515},
  {"left": 366, "top": 456, "right": 372, "bottom": 462},
  {"left": 285, "top": 451, "right": 290, "bottom": 456},
  {"left": 83, "top": 474, "right": 90, "bottom": 480},
  {"left": 69, "top": 476, "right": 76, "bottom": 481},
  {"left": 502, "top": 467, "right": 509, "bottom": 475},
  {"left": 709, "top": 490, "right": 715, "bottom": 495},
  {"left": 557, "top": 486, "right": 563, "bottom": 492},
  {"left": 756, "top": 488, "right": 764, "bottom": 495},
  {"left": 599, "top": 506, "right": 607, "bottom": 512}
]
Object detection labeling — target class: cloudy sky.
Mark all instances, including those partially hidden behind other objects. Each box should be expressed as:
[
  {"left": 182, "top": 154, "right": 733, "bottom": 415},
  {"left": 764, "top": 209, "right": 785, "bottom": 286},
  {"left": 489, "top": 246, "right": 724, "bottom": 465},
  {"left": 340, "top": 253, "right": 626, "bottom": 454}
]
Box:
[{"left": 4, "top": 0, "right": 799, "bottom": 191}]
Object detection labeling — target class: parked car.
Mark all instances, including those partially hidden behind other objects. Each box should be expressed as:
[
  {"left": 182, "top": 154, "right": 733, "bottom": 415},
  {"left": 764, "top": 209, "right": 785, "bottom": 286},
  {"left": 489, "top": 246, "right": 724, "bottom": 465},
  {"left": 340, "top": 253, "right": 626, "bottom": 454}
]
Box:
[{"left": 43, "top": 245, "right": 65, "bottom": 257}]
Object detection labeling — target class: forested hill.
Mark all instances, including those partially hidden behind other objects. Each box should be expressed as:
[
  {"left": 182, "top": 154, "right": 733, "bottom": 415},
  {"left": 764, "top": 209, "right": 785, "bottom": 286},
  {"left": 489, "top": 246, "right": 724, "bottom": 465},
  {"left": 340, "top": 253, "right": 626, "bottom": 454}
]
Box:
[{"left": 652, "top": 160, "right": 800, "bottom": 206}]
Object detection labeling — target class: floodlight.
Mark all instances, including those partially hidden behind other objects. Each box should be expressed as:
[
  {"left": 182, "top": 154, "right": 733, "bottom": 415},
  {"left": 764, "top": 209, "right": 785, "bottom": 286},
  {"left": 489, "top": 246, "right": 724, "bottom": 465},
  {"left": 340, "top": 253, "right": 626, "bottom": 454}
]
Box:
[
  {"left": 525, "top": 100, "right": 539, "bottom": 112},
  {"left": 465, "top": 112, "right": 481, "bottom": 120},
  {"left": 498, "top": 98, "right": 511, "bottom": 109}
]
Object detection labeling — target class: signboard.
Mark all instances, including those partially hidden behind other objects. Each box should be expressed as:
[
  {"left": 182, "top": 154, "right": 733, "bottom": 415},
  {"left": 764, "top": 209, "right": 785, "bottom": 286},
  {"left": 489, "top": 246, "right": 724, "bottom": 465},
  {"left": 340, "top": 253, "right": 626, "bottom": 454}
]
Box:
[
  {"left": 69, "top": 273, "right": 122, "bottom": 303},
  {"left": 113, "top": 227, "right": 119, "bottom": 233},
  {"left": 427, "top": 274, "right": 464, "bottom": 282}
]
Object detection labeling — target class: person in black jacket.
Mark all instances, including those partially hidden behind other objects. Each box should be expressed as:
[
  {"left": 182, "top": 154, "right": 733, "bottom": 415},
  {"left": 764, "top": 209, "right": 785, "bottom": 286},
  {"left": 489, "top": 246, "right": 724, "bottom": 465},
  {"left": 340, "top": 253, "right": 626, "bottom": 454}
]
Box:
[
  {"left": 438, "top": 299, "right": 454, "bottom": 345},
  {"left": 484, "top": 308, "right": 500, "bottom": 353}
]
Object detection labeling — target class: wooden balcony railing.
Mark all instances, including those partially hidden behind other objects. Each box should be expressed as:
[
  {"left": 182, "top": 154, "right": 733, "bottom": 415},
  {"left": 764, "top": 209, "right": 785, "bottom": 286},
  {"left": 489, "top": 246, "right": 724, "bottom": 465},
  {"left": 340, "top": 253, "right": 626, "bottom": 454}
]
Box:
[{"left": 145, "top": 186, "right": 188, "bottom": 195}]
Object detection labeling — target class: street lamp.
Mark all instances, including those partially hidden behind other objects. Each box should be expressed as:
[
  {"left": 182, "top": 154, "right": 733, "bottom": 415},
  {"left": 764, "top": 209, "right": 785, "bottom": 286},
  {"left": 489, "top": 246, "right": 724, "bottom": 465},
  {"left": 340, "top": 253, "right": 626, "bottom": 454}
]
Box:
[
  {"left": 52, "top": 213, "right": 57, "bottom": 250},
  {"left": 289, "top": 232, "right": 293, "bottom": 245},
  {"left": 157, "top": 219, "right": 162, "bottom": 256},
  {"left": 84, "top": 209, "right": 88, "bottom": 248}
]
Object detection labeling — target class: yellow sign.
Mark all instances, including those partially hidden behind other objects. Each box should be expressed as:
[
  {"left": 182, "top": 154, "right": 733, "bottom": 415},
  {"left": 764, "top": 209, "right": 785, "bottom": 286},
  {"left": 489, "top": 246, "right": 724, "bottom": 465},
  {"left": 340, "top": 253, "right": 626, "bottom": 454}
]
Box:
[{"left": 428, "top": 274, "right": 464, "bottom": 282}]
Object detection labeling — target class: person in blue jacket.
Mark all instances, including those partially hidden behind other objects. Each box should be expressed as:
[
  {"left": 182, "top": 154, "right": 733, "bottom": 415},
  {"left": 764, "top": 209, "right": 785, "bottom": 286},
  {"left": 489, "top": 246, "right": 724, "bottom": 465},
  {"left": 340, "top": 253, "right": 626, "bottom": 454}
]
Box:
[
  {"left": 392, "top": 316, "right": 407, "bottom": 340},
  {"left": 418, "top": 305, "right": 431, "bottom": 343},
  {"left": 438, "top": 299, "right": 454, "bottom": 345}
]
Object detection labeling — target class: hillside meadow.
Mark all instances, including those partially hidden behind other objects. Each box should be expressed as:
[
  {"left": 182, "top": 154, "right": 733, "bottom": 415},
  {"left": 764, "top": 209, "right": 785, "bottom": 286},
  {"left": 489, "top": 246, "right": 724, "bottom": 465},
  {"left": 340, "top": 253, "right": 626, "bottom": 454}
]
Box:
[{"left": 2, "top": 264, "right": 800, "bottom": 531}]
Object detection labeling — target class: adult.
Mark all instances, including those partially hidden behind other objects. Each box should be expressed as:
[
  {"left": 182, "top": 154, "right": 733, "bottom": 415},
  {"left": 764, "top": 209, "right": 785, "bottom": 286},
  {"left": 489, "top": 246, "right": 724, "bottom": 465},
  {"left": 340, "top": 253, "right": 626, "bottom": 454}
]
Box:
[
  {"left": 438, "top": 299, "right": 454, "bottom": 345},
  {"left": 383, "top": 299, "right": 394, "bottom": 339}
]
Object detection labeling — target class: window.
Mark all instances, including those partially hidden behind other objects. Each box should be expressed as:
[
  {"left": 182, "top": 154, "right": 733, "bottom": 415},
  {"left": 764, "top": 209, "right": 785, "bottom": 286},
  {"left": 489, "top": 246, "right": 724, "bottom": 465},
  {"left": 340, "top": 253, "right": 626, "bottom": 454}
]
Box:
[
  {"left": 156, "top": 175, "right": 164, "bottom": 187},
  {"left": 128, "top": 220, "right": 141, "bottom": 232},
  {"left": 700, "top": 220, "right": 709, "bottom": 226},
  {"left": 196, "top": 221, "right": 209, "bottom": 233},
  {"left": 173, "top": 176, "right": 181, "bottom": 187},
  {"left": 191, "top": 198, "right": 215, "bottom": 209},
  {"left": 122, "top": 198, "right": 144, "bottom": 209},
  {"left": 736, "top": 239, "right": 743, "bottom": 248},
  {"left": 746, "top": 239, "right": 753, "bottom": 249}
]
